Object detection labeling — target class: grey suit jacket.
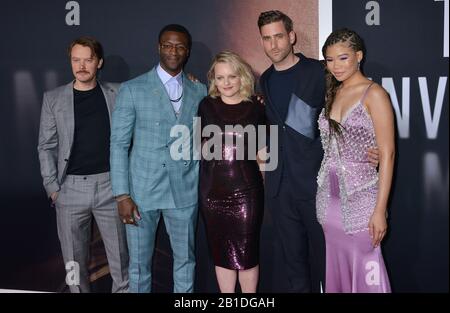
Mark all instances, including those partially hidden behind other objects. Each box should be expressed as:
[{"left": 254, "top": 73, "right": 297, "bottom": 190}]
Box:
[{"left": 37, "top": 81, "right": 120, "bottom": 197}]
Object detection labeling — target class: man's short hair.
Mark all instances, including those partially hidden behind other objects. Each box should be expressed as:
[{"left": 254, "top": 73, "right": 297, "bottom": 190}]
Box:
[
  {"left": 158, "top": 24, "right": 192, "bottom": 50},
  {"left": 257, "top": 10, "right": 293, "bottom": 33},
  {"left": 67, "top": 36, "right": 104, "bottom": 61}
]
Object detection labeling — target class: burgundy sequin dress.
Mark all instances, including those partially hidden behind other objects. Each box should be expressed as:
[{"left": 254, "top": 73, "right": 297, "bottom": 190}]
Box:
[{"left": 198, "top": 96, "right": 265, "bottom": 270}]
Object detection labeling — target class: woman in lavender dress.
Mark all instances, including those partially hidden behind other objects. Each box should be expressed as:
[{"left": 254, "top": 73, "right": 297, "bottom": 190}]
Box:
[{"left": 316, "top": 29, "right": 394, "bottom": 293}]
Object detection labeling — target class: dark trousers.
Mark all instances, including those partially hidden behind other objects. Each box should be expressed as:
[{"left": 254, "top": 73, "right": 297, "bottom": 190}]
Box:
[{"left": 266, "top": 177, "right": 326, "bottom": 293}]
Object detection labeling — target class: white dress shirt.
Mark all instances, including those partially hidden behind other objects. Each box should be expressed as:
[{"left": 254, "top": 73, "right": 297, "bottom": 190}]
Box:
[{"left": 156, "top": 63, "right": 183, "bottom": 116}]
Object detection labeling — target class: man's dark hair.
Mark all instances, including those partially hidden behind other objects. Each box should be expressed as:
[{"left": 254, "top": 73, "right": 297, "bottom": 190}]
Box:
[
  {"left": 67, "top": 36, "right": 104, "bottom": 61},
  {"left": 257, "top": 10, "right": 293, "bottom": 33},
  {"left": 158, "top": 24, "right": 192, "bottom": 50}
]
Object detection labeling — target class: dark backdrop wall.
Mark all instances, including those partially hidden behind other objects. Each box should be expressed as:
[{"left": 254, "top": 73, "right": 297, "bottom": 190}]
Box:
[{"left": 0, "top": 0, "right": 447, "bottom": 292}]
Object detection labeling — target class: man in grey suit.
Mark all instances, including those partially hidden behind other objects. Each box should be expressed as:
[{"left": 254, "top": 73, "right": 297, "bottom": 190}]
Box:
[
  {"left": 37, "top": 37, "right": 128, "bottom": 293},
  {"left": 110, "top": 24, "right": 207, "bottom": 293}
]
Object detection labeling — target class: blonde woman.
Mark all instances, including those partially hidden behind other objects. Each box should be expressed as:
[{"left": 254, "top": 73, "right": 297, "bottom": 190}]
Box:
[{"left": 198, "top": 51, "right": 265, "bottom": 293}]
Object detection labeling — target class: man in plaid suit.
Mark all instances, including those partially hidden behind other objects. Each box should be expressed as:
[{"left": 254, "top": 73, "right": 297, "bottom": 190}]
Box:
[{"left": 110, "top": 24, "right": 206, "bottom": 293}]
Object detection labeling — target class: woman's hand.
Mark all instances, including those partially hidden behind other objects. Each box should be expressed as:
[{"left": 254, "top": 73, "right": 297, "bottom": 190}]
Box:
[{"left": 368, "top": 209, "right": 388, "bottom": 248}]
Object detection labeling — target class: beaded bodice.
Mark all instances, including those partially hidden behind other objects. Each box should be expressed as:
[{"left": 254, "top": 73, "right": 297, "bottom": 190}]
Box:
[{"left": 316, "top": 84, "right": 379, "bottom": 234}]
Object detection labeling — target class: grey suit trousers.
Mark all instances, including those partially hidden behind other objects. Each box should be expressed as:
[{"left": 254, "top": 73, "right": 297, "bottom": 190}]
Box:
[{"left": 55, "top": 172, "right": 129, "bottom": 292}]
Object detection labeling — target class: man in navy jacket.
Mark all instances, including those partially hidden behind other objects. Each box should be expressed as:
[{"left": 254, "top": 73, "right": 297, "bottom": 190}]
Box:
[{"left": 258, "top": 10, "right": 326, "bottom": 293}]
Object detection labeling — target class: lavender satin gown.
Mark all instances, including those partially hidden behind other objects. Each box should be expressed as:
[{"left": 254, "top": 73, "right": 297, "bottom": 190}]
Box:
[{"left": 317, "top": 84, "right": 391, "bottom": 293}]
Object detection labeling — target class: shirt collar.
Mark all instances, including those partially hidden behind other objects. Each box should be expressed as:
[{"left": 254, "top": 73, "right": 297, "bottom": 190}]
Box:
[{"left": 157, "top": 63, "right": 183, "bottom": 86}]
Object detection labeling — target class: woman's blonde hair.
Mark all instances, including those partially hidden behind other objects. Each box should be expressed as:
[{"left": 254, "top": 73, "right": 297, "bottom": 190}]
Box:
[{"left": 207, "top": 51, "right": 255, "bottom": 101}]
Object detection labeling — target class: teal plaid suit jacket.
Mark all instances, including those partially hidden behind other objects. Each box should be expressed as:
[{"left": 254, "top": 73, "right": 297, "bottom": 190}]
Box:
[{"left": 110, "top": 67, "right": 207, "bottom": 211}]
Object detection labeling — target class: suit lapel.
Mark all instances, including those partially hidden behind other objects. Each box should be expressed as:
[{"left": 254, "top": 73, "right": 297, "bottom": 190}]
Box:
[
  {"left": 61, "top": 82, "right": 75, "bottom": 149},
  {"left": 99, "top": 82, "right": 114, "bottom": 121},
  {"left": 177, "top": 73, "right": 195, "bottom": 124},
  {"left": 147, "top": 69, "right": 177, "bottom": 124}
]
